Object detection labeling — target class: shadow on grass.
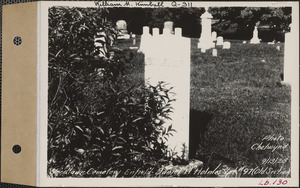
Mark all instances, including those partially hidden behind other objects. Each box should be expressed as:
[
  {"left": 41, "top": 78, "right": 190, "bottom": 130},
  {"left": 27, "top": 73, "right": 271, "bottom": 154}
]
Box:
[{"left": 189, "top": 109, "right": 213, "bottom": 158}]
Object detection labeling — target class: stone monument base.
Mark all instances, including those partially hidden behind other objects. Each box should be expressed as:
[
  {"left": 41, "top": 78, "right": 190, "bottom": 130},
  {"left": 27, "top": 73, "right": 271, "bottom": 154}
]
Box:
[{"left": 250, "top": 38, "right": 260, "bottom": 44}]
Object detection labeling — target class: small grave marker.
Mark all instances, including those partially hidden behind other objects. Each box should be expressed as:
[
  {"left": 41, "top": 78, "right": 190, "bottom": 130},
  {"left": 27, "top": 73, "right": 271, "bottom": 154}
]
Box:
[
  {"left": 175, "top": 27, "right": 182, "bottom": 37},
  {"left": 212, "top": 48, "right": 217, "bottom": 56},
  {"left": 116, "top": 20, "right": 127, "bottom": 32},
  {"left": 116, "top": 20, "right": 130, "bottom": 39},
  {"left": 153, "top": 28, "right": 160, "bottom": 36},
  {"left": 276, "top": 46, "right": 280, "bottom": 51},
  {"left": 164, "top": 21, "right": 174, "bottom": 34},
  {"left": 216, "top": 36, "right": 224, "bottom": 46},
  {"left": 223, "top": 41, "right": 231, "bottom": 49},
  {"left": 211, "top": 31, "right": 217, "bottom": 41},
  {"left": 132, "top": 34, "right": 136, "bottom": 45}
]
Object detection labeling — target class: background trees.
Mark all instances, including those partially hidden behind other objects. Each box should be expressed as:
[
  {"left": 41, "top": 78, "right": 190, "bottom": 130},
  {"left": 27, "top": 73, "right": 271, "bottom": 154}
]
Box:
[{"left": 106, "top": 7, "right": 291, "bottom": 40}]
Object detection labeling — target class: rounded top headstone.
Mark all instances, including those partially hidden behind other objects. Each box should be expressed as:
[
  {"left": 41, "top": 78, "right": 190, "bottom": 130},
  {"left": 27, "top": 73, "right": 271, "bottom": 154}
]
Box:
[
  {"left": 164, "top": 21, "right": 174, "bottom": 33},
  {"left": 116, "top": 20, "right": 127, "bottom": 30},
  {"left": 164, "top": 21, "right": 173, "bottom": 27}
]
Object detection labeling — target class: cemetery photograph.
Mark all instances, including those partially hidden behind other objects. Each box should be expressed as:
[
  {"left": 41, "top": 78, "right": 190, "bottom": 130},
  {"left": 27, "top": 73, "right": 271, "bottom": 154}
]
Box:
[{"left": 47, "top": 5, "right": 294, "bottom": 179}]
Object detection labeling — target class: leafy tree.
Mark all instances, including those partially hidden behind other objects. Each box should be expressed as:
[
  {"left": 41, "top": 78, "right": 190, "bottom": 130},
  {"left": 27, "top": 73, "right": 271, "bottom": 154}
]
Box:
[
  {"left": 211, "top": 7, "right": 291, "bottom": 31},
  {"left": 148, "top": 8, "right": 173, "bottom": 28}
]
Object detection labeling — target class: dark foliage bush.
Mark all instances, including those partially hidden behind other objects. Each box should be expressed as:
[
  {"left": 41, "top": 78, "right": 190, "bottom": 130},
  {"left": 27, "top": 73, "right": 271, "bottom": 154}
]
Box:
[{"left": 48, "top": 7, "right": 174, "bottom": 177}]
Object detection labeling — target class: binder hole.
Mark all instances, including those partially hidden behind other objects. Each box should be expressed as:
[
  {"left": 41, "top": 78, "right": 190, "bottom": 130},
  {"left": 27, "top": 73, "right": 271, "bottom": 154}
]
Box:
[
  {"left": 13, "top": 36, "right": 22, "bottom": 46},
  {"left": 12, "top": 145, "right": 21, "bottom": 154}
]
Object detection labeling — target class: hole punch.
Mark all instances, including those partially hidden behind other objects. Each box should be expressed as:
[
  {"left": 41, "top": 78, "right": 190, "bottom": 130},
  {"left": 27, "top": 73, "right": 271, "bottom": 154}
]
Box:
[
  {"left": 12, "top": 145, "right": 21, "bottom": 154},
  {"left": 13, "top": 36, "right": 22, "bottom": 46}
]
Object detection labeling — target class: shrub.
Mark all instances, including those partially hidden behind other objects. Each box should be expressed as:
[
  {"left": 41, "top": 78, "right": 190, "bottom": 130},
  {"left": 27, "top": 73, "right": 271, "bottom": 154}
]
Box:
[{"left": 48, "top": 7, "right": 175, "bottom": 177}]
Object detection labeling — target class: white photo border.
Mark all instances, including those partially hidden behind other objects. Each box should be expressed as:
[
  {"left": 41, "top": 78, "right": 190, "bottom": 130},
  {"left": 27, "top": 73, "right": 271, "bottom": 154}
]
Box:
[{"left": 39, "top": 1, "right": 299, "bottom": 187}]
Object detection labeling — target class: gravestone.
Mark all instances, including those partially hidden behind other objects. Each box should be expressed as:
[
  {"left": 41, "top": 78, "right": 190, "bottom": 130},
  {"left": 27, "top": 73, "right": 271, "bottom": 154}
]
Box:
[
  {"left": 116, "top": 20, "right": 130, "bottom": 39},
  {"left": 132, "top": 34, "right": 136, "bottom": 45},
  {"left": 276, "top": 45, "right": 280, "bottom": 51},
  {"left": 164, "top": 21, "right": 174, "bottom": 34},
  {"left": 145, "top": 27, "right": 190, "bottom": 159},
  {"left": 153, "top": 27, "right": 160, "bottom": 36},
  {"left": 175, "top": 27, "right": 182, "bottom": 37},
  {"left": 116, "top": 20, "right": 127, "bottom": 33},
  {"left": 250, "top": 26, "right": 260, "bottom": 44},
  {"left": 197, "top": 7, "right": 214, "bottom": 50},
  {"left": 139, "top": 26, "right": 152, "bottom": 53},
  {"left": 223, "top": 41, "right": 231, "bottom": 49},
  {"left": 211, "top": 31, "right": 217, "bottom": 41},
  {"left": 216, "top": 36, "right": 224, "bottom": 46},
  {"left": 163, "top": 28, "right": 171, "bottom": 35},
  {"left": 268, "top": 40, "right": 275, "bottom": 45},
  {"left": 212, "top": 48, "right": 217, "bottom": 56}
]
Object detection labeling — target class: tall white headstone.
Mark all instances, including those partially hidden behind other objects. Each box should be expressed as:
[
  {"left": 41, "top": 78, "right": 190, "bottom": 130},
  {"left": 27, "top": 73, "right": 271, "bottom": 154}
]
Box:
[
  {"left": 198, "top": 7, "right": 214, "bottom": 50},
  {"left": 139, "top": 26, "right": 152, "bottom": 53},
  {"left": 250, "top": 26, "right": 260, "bottom": 44},
  {"left": 144, "top": 28, "right": 190, "bottom": 159}
]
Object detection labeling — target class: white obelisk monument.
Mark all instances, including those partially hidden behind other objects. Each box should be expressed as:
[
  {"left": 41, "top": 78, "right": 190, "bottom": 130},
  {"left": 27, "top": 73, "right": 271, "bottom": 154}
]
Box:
[{"left": 198, "top": 7, "right": 214, "bottom": 50}]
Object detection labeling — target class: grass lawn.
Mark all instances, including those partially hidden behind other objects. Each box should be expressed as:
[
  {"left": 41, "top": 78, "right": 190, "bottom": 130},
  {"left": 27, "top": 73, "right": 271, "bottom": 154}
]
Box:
[{"left": 117, "top": 36, "right": 291, "bottom": 177}]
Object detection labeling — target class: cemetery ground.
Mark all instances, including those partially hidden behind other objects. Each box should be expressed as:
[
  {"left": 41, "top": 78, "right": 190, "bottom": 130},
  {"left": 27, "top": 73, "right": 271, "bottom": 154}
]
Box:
[{"left": 118, "top": 37, "right": 290, "bottom": 177}]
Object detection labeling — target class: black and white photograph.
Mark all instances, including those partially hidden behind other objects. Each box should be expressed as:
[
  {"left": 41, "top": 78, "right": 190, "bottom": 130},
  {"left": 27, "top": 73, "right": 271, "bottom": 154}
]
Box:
[{"left": 39, "top": 0, "right": 298, "bottom": 186}]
